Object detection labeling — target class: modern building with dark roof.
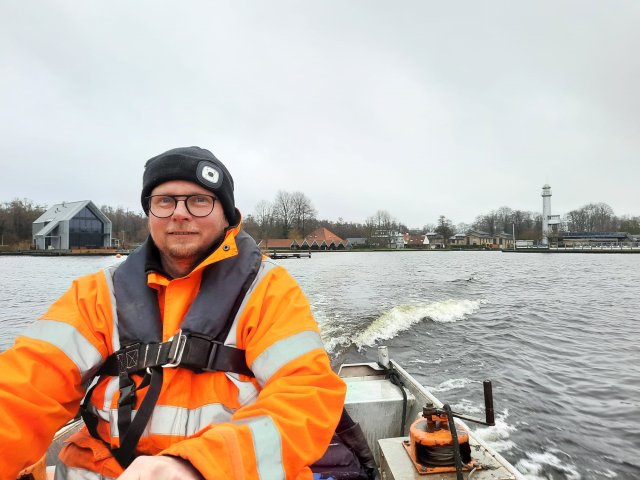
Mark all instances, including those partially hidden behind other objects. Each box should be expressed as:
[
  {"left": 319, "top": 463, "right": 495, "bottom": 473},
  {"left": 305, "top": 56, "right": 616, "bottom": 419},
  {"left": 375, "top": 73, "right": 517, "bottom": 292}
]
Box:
[
  {"left": 32, "top": 200, "right": 112, "bottom": 250},
  {"left": 559, "top": 231, "right": 632, "bottom": 246},
  {"left": 346, "top": 237, "right": 367, "bottom": 248}
]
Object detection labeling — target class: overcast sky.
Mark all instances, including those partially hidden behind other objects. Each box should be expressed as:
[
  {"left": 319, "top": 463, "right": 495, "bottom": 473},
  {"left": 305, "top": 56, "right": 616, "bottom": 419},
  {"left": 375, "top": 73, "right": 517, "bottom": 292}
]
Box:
[{"left": 1, "top": 1, "right": 638, "bottom": 227}]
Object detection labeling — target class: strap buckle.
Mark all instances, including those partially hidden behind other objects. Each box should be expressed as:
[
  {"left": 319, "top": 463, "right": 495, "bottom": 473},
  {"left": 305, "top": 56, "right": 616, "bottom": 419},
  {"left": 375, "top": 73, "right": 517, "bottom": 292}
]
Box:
[
  {"left": 117, "top": 343, "right": 141, "bottom": 375},
  {"left": 204, "top": 341, "right": 221, "bottom": 372},
  {"left": 163, "top": 330, "right": 187, "bottom": 368}
]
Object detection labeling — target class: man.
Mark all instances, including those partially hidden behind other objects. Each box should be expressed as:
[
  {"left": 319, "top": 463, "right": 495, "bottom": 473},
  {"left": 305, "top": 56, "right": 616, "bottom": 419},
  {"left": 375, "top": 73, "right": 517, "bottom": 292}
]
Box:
[{"left": 0, "top": 146, "right": 346, "bottom": 479}]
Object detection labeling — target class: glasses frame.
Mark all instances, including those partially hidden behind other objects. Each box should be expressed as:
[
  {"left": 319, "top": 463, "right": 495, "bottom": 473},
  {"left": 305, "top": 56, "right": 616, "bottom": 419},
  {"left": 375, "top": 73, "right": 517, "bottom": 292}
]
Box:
[{"left": 146, "top": 194, "right": 217, "bottom": 218}]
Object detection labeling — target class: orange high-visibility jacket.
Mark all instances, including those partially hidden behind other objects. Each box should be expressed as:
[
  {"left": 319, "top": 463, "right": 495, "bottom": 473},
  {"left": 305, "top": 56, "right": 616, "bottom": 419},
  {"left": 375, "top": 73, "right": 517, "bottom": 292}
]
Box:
[{"left": 0, "top": 223, "right": 346, "bottom": 479}]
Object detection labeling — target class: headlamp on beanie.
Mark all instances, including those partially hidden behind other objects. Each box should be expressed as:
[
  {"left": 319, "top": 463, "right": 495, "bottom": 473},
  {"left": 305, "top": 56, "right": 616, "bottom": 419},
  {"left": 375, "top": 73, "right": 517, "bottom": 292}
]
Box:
[{"left": 141, "top": 146, "right": 238, "bottom": 225}]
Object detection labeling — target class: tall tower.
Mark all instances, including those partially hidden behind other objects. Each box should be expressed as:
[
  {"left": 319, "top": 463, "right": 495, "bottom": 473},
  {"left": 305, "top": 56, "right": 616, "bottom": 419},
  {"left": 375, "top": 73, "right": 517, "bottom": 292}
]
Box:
[{"left": 541, "top": 184, "right": 552, "bottom": 246}]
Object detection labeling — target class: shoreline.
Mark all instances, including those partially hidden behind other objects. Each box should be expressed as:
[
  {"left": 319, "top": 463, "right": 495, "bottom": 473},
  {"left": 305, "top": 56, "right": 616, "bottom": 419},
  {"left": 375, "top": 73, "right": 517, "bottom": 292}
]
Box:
[
  {"left": 0, "top": 249, "right": 129, "bottom": 257},
  {"left": 3, "top": 247, "right": 640, "bottom": 257}
]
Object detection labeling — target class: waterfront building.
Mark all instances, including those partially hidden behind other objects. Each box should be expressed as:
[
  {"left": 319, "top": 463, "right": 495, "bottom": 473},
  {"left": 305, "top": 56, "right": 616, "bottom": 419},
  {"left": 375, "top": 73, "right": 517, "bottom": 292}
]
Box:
[
  {"left": 346, "top": 237, "right": 368, "bottom": 248},
  {"left": 427, "top": 232, "right": 446, "bottom": 248},
  {"left": 449, "top": 231, "right": 514, "bottom": 249},
  {"left": 448, "top": 233, "right": 464, "bottom": 245},
  {"left": 32, "top": 200, "right": 112, "bottom": 250},
  {"left": 259, "top": 227, "right": 348, "bottom": 251},
  {"left": 494, "top": 232, "right": 515, "bottom": 249},
  {"left": 304, "top": 227, "right": 348, "bottom": 249},
  {"left": 403, "top": 233, "right": 426, "bottom": 248},
  {"left": 370, "top": 229, "right": 405, "bottom": 249},
  {"left": 465, "top": 230, "right": 493, "bottom": 247},
  {"left": 558, "top": 232, "right": 633, "bottom": 247},
  {"left": 257, "top": 239, "right": 300, "bottom": 251}
]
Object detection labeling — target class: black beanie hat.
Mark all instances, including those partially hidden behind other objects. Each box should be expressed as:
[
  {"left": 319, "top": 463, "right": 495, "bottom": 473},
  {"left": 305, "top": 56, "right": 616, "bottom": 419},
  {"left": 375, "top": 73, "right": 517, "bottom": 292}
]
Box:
[{"left": 141, "top": 146, "right": 238, "bottom": 225}]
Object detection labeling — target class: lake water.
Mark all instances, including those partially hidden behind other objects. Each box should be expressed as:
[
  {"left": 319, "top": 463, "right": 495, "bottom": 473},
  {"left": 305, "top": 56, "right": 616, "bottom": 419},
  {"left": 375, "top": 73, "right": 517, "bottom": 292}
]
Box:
[{"left": 1, "top": 251, "right": 639, "bottom": 479}]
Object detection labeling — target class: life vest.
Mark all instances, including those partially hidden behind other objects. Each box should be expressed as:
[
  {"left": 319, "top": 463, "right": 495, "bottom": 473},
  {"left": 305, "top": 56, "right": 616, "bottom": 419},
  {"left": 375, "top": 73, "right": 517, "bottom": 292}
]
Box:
[{"left": 81, "top": 230, "right": 263, "bottom": 467}]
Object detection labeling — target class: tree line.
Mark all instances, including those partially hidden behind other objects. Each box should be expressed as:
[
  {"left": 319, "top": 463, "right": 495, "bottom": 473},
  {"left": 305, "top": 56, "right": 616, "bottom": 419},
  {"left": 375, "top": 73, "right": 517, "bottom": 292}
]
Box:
[
  {"left": 1, "top": 196, "right": 638, "bottom": 249},
  {"left": 243, "top": 192, "right": 640, "bottom": 243},
  {"left": 242, "top": 191, "right": 414, "bottom": 243},
  {"left": 434, "top": 203, "right": 640, "bottom": 243}
]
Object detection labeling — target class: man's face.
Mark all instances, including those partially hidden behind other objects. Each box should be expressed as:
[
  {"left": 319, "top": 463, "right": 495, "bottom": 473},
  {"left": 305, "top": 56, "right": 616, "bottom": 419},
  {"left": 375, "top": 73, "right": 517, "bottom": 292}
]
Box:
[{"left": 148, "top": 180, "right": 229, "bottom": 266}]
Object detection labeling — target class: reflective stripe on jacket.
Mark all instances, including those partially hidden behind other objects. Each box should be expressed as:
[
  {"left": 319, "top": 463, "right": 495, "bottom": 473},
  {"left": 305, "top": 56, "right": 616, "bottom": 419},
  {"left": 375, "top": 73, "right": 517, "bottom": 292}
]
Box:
[{"left": 0, "top": 222, "right": 346, "bottom": 479}]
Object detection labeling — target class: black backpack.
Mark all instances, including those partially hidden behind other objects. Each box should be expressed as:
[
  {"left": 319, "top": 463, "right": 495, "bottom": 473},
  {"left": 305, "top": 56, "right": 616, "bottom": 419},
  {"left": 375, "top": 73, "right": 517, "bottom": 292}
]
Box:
[{"left": 310, "top": 409, "right": 377, "bottom": 480}]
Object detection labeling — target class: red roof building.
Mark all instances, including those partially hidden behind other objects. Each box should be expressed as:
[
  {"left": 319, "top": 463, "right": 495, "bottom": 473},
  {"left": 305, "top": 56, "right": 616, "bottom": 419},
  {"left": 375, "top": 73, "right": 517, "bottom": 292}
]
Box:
[
  {"left": 303, "top": 228, "right": 348, "bottom": 250},
  {"left": 259, "top": 228, "right": 348, "bottom": 251},
  {"left": 257, "top": 239, "right": 300, "bottom": 250}
]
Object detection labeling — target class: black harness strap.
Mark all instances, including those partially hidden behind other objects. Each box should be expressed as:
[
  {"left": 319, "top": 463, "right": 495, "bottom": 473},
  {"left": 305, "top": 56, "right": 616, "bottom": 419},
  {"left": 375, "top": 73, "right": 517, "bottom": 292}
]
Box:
[
  {"left": 113, "top": 367, "right": 163, "bottom": 467},
  {"left": 100, "top": 333, "right": 254, "bottom": 379}
]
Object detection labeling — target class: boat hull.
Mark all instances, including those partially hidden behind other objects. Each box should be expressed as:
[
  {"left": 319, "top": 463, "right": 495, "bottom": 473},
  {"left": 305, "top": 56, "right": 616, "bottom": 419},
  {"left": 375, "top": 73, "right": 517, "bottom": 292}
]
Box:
[{"left": 339, "top": 360, "right": 524, "bottom": 480}]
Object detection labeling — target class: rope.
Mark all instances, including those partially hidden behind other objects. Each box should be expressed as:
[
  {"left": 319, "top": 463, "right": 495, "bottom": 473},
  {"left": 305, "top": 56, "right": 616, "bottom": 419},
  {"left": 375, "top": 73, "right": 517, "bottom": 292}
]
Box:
[
  {"left": 444, "top": 404, "right": 464, "bottom": 480},
  {"left": 387, "top": 367, "right": 408, "bottom": 436}
]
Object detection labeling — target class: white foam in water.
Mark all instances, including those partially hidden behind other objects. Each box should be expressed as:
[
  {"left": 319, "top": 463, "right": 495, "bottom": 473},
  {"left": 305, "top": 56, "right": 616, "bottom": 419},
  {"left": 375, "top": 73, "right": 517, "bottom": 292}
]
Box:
[
  {"left": 407, "top": 358, "right": 430, "bottom": 365},
  {"left": 317, "top": 316, "right": 350, "bottom": 355},
  {"left": 587, "top": 469, "right": 617, "bottom": 478},
  {"left": 451, "top": 398, "right": 483, "bottom": 415},
  {"left": 472, "top": 409, "right": 516, "bottom": 453},
  {"left": 321, "top": 333, "right": 351, "bottom": 355},
  {"left": 429, "top": 377, "right": 474, "bottom": 392},
  {"left": 516, "top": 449, "right": 581, "bottom": 480},
  {"left": 353, "top": 299, "right": 484, "bottom": 348},
  {"left": 315, "top": 309, "right": 351, "bottom": 355}
]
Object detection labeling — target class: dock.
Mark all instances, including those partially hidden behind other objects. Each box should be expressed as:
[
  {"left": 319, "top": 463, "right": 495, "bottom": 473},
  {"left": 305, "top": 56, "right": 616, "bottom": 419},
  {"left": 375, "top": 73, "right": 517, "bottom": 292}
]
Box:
[
  {"left": 266, "top": 250, "right": 311, "bottom": 260},
  {"left": 0, "top": 249, "right": 130, "bottom": 256},
  {"left": 503, "top": 245, "right": 640, "bottom": 254}
]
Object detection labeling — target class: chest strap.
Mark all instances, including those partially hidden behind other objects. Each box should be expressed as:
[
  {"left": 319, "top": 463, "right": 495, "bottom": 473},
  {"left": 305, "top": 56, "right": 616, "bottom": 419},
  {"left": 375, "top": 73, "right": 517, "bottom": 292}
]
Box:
[
  {"left": 81, "top": 330, "right": 254, "bottom": 467},
  {"left": 100, "top": 329, "right": 254, "bottom": 378}
]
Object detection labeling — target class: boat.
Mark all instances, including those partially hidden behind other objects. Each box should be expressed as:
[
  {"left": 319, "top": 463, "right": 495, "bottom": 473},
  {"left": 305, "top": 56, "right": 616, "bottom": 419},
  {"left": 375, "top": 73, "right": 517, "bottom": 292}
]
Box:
[
  {"left": 340, "top": 347, "right": 524, "bottom": 479},
  {"left": 26, "top": 346, "right": 523, "bottom": 480}
]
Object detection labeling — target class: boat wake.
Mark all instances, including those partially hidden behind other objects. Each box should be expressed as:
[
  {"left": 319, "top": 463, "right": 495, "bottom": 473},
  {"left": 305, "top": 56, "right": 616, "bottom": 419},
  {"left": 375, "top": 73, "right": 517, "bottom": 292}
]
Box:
[
  {"left": 353, "top": 298, "right": 485, "bottom": 349},
  {"left": 430, "top": 377, "right": 475, "bottom": 393},
  {"left": 515, "top": 448, "right": 582, "bottom": 480}
]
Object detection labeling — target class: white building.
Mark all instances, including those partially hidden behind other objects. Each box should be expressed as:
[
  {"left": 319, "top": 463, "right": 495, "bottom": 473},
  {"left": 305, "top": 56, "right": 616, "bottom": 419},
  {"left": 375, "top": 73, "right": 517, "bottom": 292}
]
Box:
[{"left": 541, "top": 184, "right": 562, "bottom": 246}]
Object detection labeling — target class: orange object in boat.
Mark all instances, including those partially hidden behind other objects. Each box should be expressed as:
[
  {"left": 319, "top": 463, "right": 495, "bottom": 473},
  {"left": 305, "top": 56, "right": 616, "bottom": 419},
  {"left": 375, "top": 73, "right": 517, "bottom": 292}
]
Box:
[{"left": 402, "top": 405, "right": 476, "bottom": 475}]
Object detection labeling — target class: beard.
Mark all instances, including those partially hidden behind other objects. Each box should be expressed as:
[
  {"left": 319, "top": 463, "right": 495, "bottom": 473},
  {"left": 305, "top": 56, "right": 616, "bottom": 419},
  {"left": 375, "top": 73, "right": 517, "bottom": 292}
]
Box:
[
  {"left": 164, "top": 235, "right": 212, "bottom": 262},
  {"left": 163, "top": 230, "right": 225, "bottom": 267},
  {"left": 148, "top": 214, "right": 229, "bottom": 277},
  {"left": 166, "top": 242, "right": 207, "bottom": 260}
]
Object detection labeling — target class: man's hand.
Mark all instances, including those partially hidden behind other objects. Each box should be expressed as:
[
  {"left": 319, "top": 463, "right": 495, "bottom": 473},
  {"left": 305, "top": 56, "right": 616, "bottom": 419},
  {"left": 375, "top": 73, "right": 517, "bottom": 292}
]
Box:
[{"left": 117, "top": 455, "right": 203, "bottom": 480}]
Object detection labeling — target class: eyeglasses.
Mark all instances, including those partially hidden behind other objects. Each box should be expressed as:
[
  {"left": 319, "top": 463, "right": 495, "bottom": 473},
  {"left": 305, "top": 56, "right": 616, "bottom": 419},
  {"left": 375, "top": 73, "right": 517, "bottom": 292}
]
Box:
[{"left": 146, "top": 194, "right": 217, "bottom": 218}]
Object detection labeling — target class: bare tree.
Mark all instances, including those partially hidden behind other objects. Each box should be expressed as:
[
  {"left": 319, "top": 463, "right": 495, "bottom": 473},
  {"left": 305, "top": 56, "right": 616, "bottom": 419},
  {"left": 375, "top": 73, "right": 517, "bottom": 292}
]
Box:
[
  {"left": 100, "top": 206, "right": 148, "bottom": 246},
  {"left": 435, "top": 215, "right": 455, "bottom": 244},
  {"left": 253, "top": 200, "right": 274, "bottom": 240},
  {"left": 619, "top": 216, "right": 640, "bottom": 234},
  {"left": 565, "top": 203, "right": 617, "bottom": 232},
  {"left": 372, "top": 210, "right": 394, "bottom": 230},
  {"left": 365, "top": 210, "right": 399, "bottom": 247},
  {"left": 455, "top": 222, "right": 470, "bottom": 235},
  {"left": 0, "top": 198, "right": 47, "bottom": 246},
  {"left": 273, "top": 190, "right": 294, "bottom": 237},
  {"left": 290, "top": 192, "right": 317, "bottom": 237},
  {"left": 472, "top": 211, "right": 498, "bottom": 235},
  {"left": 472, "top": 206, "right": 540, "bottom": 239}
]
